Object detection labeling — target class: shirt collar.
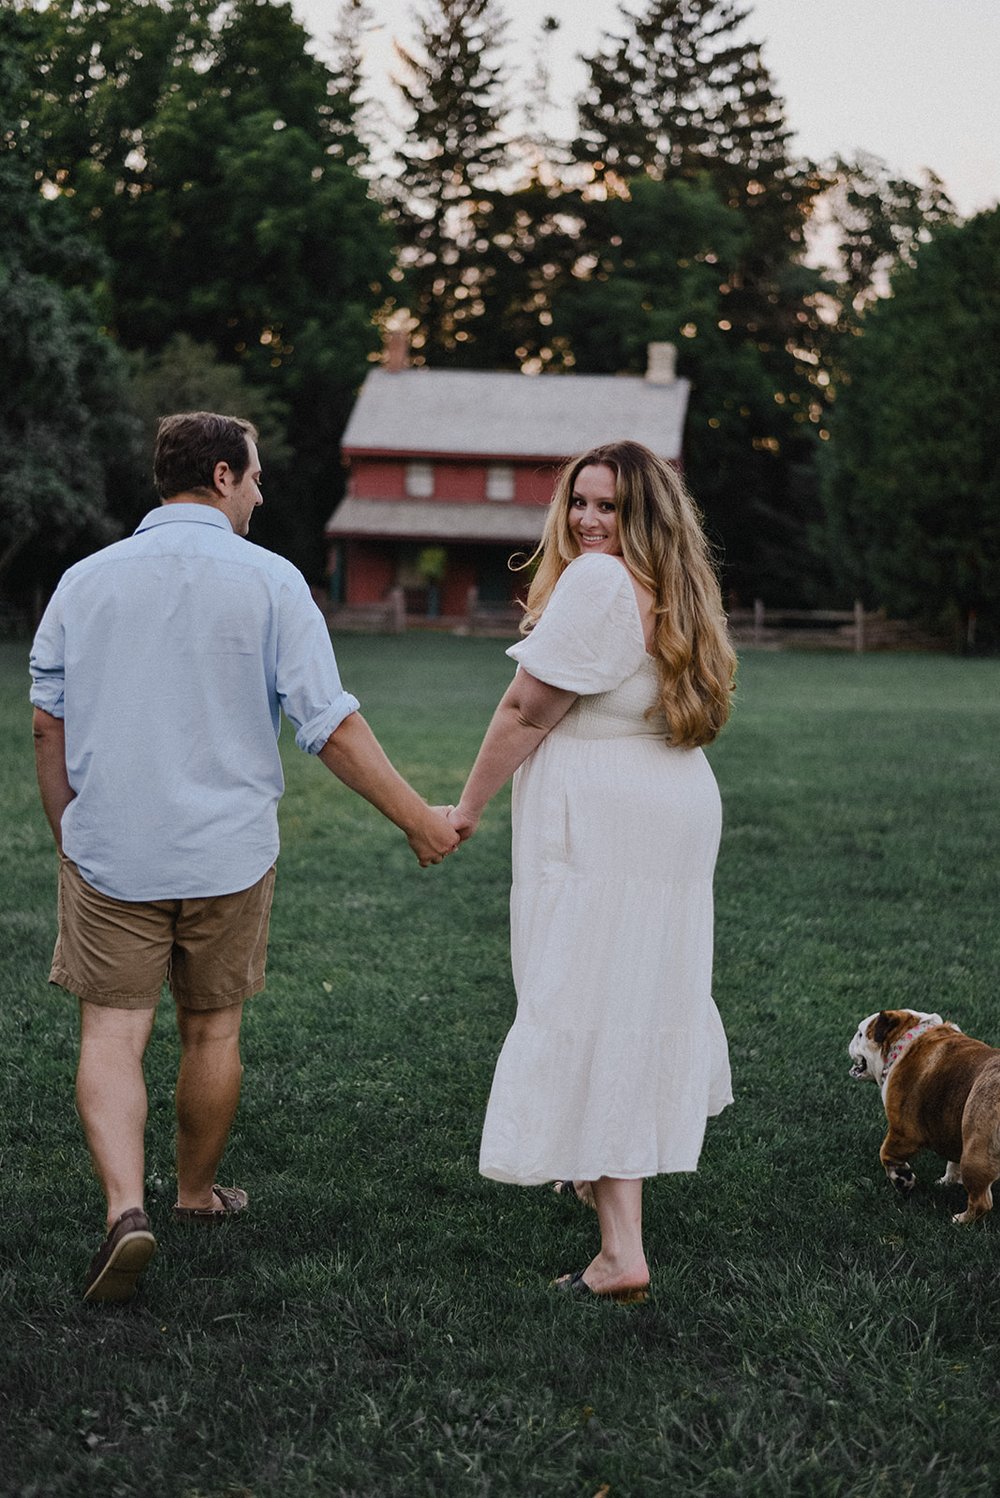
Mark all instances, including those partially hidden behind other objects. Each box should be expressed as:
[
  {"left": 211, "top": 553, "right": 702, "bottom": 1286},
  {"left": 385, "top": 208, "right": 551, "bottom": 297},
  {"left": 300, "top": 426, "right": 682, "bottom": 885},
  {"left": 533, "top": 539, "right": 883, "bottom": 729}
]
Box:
[{"left": 134, "top": 503, "right": 235, "bottom": 536}]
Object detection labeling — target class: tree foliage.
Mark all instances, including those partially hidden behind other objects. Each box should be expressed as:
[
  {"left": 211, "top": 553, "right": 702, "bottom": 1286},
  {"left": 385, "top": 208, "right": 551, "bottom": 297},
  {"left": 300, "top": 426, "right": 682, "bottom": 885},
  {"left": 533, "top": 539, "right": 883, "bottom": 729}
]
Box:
[
  {"left": 0, "top": 5, "right": 136, "bottom": 593},
  {"left": 821, "top": 152, "right": 956, "bottom": 317},
  {"left": 325, "top": 0, "right": 380, "bottom": 170},
  {"left": 18, "top": 0, "right": 394, "bottom": 576},
  {"left": 555, "top": 1, "right": 832, "bottom": 597},
  {"left": 4, "top": 0, "right": 980, "bottom": 613},
  {"left": 577, "top": 0, "right": 791, "bottom": 182},
  {"left": 389, "top": 0, "right": 512, "bottom": 361},
  {"left": 821, "top": 208, "right": 1000, "bottom": 642},
  {"left": 125, "top": 333, "right": 292, "bottom": 529},
  {"left": 0, "top": 266, "right": 136, "bottom": 584},
  {"left": 574, "top": 0, "right": 823, "bottom": 330},
  {"left": 549, "top": 174, "right": 826, "bottom": 598},
  {"left": 381, "top": 0, "right": 967, "bottom": 606}
]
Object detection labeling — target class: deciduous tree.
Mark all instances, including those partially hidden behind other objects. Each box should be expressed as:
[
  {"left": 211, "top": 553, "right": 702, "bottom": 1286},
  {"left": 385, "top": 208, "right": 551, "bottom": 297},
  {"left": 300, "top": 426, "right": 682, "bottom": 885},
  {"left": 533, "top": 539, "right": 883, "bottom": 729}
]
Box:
[
  {"left": 18, "top": 0, "right": 393, "bottom": 576},
  {"left": 549, "top": 173, "right": 824, "bottom": 599},
  {"left": 821, "top": 207, "right": 1000, "bottom": 644},
  {"left": 1, "top": 6, "right": 136, "bottom": 598}
]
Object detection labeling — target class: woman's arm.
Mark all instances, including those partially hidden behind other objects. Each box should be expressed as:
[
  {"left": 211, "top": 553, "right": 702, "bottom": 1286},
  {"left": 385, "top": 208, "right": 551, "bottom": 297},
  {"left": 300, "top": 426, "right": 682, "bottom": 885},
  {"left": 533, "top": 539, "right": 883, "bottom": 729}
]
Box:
[{"left": 450, "top": 669, "right": 577, "bottom": 840}]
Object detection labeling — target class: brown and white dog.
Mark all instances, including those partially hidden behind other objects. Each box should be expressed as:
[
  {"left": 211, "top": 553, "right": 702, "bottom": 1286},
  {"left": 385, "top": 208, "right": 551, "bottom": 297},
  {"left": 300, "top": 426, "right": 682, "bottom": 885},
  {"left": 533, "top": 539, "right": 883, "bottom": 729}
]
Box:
[{"left": 849, "top": 1008, "right": 1000, "bottom": 1225}]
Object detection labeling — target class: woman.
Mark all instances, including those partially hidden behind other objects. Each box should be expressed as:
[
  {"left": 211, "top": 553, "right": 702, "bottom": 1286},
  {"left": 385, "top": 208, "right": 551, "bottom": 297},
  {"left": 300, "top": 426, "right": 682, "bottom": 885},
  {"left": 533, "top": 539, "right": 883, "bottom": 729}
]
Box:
[{"left": 449, "top": 440, "right": 735, "bottom": 1302}]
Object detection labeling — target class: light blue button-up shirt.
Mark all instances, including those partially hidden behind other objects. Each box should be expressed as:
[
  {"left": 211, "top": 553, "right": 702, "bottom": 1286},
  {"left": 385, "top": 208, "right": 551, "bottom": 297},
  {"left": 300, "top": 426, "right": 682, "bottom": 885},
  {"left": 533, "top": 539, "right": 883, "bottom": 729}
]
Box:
[{"left": 30, "top": 504, "right": 360, "bottom": 900}]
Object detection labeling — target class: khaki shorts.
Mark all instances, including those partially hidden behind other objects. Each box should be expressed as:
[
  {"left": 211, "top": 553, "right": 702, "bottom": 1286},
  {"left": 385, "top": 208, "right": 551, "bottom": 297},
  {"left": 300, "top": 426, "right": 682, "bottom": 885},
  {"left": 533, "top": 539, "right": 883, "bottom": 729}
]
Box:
[{"left": 50, "top": 857, "right": 276, "bottom": 1011}]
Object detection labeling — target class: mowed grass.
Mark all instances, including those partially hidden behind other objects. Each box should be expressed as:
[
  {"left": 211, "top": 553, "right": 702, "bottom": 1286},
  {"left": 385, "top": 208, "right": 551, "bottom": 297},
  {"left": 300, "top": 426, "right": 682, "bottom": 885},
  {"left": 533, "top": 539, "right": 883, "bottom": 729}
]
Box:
[{"left": 2, "top": 634, "right": 1000, "bottom": 1497}]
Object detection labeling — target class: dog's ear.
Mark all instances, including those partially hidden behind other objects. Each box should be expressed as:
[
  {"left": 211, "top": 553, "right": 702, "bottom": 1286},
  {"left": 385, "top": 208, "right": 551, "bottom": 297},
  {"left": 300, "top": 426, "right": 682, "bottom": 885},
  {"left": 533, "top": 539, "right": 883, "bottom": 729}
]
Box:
[{"left": 872, "top": 1012, "right": 894, "bottom": 1045}]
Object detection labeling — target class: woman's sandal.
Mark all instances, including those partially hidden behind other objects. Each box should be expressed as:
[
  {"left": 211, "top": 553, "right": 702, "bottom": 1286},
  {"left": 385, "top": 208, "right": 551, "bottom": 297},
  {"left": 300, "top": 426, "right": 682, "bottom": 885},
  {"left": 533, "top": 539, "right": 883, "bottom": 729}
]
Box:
[
  {"left": 552, "top": 1179, "right": 596, "bottom": 1209},
  {"left": 173, "top": 1185, "right": 249, "bottom": 1223},
  {"left": 552, "top": 1270, "right": 649, "bottom": 1305}
]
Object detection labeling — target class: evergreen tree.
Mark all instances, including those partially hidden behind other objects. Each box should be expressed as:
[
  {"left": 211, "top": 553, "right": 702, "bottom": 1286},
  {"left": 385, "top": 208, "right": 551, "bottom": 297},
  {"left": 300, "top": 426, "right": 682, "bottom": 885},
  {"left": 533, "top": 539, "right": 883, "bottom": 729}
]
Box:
[
  {"left": 576, "top": 0, "right": 824, "bottom": 342},
  {"left": 577, "top": 0, "right": 792, "bottom": 189},
  {"left": 326, "top": 0, "right": 379, "bottom": 168},
  {"left": 823, "top": 152, "right": 956, "bottom": 317},
  {"left": 568, "top": 0, "right": 832, "bottom": 599},
  {"left": 390, "top": 0, "right": 511, "bottom": 361},
  {"left": 518, "top": 13, "right": 564, "bottom": 171}
]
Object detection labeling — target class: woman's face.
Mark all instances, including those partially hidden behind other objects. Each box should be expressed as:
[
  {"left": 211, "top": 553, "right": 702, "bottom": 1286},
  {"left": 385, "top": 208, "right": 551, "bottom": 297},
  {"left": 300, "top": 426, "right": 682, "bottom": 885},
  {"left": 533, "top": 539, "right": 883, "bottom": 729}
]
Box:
[{"left": 567, "top": 463, "right": 622, "bottom": 557}]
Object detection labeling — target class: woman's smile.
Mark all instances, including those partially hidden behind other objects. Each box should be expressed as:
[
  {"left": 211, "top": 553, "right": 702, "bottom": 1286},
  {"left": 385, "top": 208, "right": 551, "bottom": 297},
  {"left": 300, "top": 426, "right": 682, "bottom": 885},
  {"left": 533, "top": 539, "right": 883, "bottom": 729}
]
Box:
[{"left": 567, "top": 463, "right": 622, "bottom": 557}]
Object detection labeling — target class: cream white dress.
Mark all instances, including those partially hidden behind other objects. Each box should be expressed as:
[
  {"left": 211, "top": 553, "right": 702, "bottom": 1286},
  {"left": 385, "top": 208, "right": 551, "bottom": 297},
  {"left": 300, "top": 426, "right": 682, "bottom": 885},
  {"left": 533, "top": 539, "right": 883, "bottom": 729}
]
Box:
[{"left": 478, "top": 553, "right": 732, "bottom": 1185}]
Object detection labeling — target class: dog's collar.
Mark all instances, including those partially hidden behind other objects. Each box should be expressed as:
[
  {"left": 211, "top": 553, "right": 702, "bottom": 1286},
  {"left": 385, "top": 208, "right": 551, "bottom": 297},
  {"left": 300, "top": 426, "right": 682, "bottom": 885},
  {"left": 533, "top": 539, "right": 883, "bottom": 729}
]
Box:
[{"left": 882, "top": 1015, "right": 944, "bottom": 1084}]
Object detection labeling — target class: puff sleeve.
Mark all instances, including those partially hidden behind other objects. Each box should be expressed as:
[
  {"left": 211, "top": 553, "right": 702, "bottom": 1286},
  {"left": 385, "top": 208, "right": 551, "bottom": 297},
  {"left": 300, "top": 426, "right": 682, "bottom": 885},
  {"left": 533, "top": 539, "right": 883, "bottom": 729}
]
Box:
[{"left": 506, "top": 554, "right": 647, "bottom": 694}]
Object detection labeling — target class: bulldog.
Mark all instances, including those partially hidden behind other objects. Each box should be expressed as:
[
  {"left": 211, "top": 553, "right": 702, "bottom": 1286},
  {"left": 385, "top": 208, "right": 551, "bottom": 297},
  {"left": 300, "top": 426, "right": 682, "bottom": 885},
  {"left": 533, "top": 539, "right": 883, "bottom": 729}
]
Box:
[{"left": 849, "top": 1008, "right": 1000, "bottom": 1225}]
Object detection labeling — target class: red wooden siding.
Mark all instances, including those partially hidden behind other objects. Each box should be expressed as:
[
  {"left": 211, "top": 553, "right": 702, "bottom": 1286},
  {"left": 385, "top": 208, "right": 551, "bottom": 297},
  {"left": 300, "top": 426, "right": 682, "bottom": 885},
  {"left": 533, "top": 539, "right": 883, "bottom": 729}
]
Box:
[{"left": 348, "top": 456, "right": 559, "bottom": 506}]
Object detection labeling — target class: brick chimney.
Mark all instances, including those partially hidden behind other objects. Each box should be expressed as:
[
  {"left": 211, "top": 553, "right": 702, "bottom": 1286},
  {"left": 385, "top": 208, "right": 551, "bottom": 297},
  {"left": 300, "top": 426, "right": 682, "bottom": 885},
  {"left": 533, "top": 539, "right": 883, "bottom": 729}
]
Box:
[
  {"left": 384, "top": 326, "right": 409, "bottom": 372},
  {"left": 645, "top": 342, "right": 677, "bottom": 385}
]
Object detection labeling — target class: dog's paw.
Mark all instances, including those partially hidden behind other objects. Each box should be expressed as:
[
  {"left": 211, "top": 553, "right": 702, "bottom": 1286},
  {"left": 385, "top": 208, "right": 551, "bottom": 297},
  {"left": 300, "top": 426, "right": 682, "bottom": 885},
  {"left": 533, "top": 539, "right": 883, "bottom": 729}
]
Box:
[
  {"left": 952, "top": 1209, "right": 976, "bottom": 1225},
  {"left": 887, "top": 1164, "right": 916, "bottom": 1195}
]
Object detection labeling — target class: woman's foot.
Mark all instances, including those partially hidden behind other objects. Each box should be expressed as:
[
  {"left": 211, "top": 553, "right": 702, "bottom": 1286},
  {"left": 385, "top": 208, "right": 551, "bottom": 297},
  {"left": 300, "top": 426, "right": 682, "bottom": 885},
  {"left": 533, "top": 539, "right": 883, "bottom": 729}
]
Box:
[
  {"left": 553, "top": 1248, "right": 649, "bottom": 1301},
  {"left": 552, "top": 1267, "right": 649, "bottom": 1305},
  {"left": 552, "top": 1178, "right": 595, "bottom": 1209}
]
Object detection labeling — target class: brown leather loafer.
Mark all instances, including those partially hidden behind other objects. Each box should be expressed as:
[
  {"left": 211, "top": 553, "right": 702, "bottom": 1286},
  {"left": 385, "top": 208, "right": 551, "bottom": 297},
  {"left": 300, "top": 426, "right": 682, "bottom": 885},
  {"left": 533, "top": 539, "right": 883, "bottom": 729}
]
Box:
[
  {"left": 83, "top": 1207, "right": 156, "bottom": 1304},
  {"left": 173, "top": 1185, "right": 249, "bottom": 1223}
]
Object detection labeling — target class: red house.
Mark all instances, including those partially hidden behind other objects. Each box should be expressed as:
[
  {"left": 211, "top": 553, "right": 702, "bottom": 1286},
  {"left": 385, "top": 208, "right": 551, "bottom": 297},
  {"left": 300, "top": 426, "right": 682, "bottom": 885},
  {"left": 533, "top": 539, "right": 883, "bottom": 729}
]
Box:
[{"left": 325, "top": 343, "right": 690, "bottom": 624}]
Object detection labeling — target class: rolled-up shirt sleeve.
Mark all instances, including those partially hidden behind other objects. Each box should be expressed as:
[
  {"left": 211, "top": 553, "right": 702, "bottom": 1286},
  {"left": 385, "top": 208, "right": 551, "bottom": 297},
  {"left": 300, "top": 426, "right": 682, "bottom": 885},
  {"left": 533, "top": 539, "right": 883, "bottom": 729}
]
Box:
[
  {"left": 275, "top": 575, "right": 360, "bottom": 754},
  {"left": 28, "top": 593, "right": 67, "bottom": 718}
]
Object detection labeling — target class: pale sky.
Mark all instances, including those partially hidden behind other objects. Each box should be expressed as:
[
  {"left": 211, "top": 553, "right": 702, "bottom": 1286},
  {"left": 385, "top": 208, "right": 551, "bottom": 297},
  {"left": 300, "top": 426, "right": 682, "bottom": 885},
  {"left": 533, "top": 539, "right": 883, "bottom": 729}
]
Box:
[{"left": 293, "top": 0, "right": 1000, "bottom": 218}]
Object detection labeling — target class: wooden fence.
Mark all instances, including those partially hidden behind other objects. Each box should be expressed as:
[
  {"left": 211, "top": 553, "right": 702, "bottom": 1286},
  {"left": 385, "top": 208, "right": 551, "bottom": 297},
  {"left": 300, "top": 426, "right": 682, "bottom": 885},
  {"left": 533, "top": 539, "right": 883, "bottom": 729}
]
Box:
[
  {"left": 728, "top": 600, "right": 868, "bottom": 651},
  {"left": 727, "top": 601, "right": 945, "bottom": 653},
  {"left": 326, "top": 586, "right": 407, "bottom": 635},
  {"left": 325, "top": 589, "right": 946, "bottom": 652}
]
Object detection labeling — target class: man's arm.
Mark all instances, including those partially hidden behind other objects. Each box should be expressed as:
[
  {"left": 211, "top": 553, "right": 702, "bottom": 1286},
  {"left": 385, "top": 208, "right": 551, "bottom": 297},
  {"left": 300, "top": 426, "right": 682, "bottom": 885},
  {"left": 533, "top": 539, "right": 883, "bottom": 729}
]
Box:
[
  {"left": 32, "top": 708, "right": 73, "bottom": 852},
  {"left": 318, "top": 711, "right": 459, "bottom": 867}
]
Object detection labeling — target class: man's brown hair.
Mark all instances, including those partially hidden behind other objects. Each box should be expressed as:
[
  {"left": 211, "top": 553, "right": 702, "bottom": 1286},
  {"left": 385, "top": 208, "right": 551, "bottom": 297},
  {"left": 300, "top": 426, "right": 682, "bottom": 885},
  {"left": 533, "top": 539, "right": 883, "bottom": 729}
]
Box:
[{"left": 153, "top": 412, "right": 259, "bottom": 500}]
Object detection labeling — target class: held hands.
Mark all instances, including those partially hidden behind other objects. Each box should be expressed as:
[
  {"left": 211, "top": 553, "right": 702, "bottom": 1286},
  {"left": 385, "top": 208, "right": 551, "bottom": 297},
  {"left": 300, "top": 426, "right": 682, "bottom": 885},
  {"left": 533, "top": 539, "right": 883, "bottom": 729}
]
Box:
[
  {"left": 408, "top": 804, "right": 462, "bottom": 867},
  {"left": 406, "top": 802, "right": 480, "bottom": 865},
  {"left": 447, "top": 804, "right": 479, "bottom": 844}
]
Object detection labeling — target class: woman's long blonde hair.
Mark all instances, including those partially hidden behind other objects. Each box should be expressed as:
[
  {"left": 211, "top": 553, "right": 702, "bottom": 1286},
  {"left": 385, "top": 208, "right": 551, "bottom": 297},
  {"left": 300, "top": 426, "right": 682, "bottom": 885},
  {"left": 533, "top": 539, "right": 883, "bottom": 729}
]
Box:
[{"left": 519, "top": 440, "right": 736, "bottom": 748}]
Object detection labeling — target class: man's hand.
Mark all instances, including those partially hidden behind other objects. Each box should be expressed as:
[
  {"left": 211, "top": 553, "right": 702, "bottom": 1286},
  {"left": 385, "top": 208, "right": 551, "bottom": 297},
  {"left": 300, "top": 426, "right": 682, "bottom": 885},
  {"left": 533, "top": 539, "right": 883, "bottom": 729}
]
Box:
[
  {"left": 319, "top": 714, "right": 461, "bottom": 868},
  {"left": 409, "top": 805, "right": 461, "bottom": 867}
]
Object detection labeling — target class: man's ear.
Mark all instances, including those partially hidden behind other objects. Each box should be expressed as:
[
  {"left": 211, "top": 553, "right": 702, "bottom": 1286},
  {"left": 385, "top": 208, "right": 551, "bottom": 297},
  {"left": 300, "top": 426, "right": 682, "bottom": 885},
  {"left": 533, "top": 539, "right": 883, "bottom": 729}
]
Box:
[{"left": 212, "top": 459, "right": 232, "bottom": 496}]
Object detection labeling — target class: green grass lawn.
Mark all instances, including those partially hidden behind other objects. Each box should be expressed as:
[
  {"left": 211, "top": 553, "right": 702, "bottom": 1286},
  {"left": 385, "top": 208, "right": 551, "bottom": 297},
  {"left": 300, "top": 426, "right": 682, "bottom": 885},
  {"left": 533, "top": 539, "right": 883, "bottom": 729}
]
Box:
[{"left": 2, "top": 635, "right": 1000, "bottom": 1497}]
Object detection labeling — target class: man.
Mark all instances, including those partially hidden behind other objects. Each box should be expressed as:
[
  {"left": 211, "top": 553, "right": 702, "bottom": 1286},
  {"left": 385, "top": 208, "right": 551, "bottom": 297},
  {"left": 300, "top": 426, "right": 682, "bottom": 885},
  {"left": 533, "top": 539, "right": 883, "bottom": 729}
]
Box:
[{"left": 30, "top": 411, "right": 458, "bottom": 1304}]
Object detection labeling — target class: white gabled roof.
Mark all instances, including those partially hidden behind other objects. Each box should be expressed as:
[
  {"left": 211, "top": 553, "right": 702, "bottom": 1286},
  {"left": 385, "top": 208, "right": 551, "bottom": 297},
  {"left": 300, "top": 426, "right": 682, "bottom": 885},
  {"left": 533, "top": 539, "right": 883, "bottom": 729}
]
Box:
[{"left": 342, "top": 367, "right": 690, "bottom": 461}]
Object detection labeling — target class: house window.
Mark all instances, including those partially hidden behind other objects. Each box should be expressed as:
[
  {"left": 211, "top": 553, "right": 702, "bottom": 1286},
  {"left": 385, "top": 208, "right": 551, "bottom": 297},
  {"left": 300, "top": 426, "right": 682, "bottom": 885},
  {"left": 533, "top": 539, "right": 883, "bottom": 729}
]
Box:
[
  {"left": 486, "top": 463, "right": 514, "bottom": 501},
  {"left": 406, "top": 461, "right": 434, "bottom": 498}
]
